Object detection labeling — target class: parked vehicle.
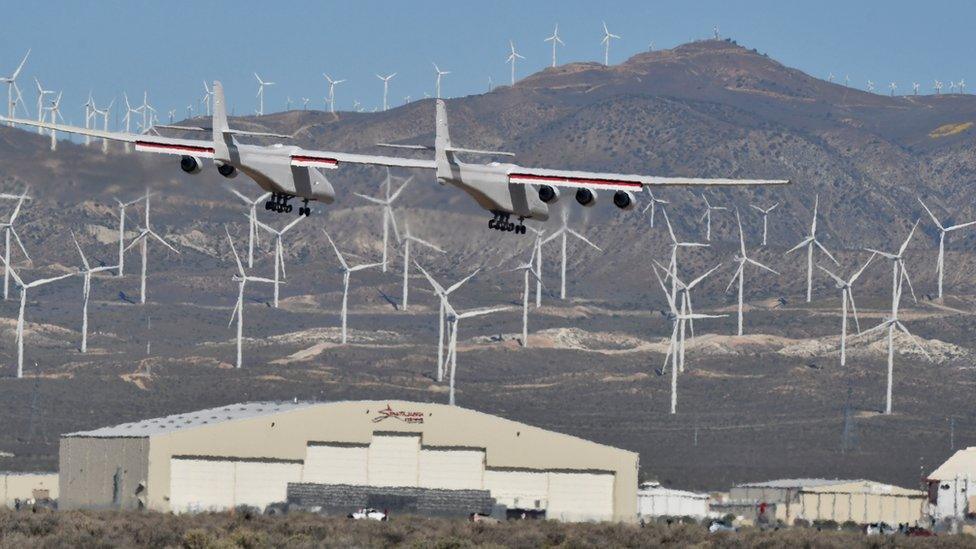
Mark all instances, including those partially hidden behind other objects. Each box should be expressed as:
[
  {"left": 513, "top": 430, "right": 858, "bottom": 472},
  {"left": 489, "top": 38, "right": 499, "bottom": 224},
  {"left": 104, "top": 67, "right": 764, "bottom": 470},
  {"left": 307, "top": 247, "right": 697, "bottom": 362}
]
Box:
[{"left": 348, "top": 508, "right": 387, "bottom": 521}]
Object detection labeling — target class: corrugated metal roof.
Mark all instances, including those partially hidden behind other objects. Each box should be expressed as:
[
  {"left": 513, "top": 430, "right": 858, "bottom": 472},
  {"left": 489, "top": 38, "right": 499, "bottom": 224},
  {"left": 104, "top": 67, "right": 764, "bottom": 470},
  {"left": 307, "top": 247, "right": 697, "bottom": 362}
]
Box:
[
  {"left": 64, "top": 401, "right": 315, "bottom": 438},
  {"left": 801, "top": 480, "right": 924, "bottom": 496},
  {"left": 736, "top": 478, "right": 853, "bottom": 489},
  {"left": 929, "top": 447, "right": 976, "bottom": 481},
  {"left": 638, "top": 484, "right": 708, "bottom": 500}
]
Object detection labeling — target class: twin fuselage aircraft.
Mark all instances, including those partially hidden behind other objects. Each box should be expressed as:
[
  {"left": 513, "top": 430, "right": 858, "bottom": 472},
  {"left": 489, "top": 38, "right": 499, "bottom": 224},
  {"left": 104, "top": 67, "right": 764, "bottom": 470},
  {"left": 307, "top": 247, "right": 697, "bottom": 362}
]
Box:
[{"left": 2, "top": 81, "right": 789, "bottom": 233}]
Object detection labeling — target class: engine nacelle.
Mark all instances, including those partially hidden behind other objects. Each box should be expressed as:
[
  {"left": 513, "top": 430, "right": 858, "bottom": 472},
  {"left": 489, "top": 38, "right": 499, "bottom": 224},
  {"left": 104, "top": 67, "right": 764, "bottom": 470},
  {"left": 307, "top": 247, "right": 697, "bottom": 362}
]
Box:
[
  {"left": 216, "top": 162, "right": 237, "bottom": 178},
  {"left": 575, "top": 187, "right": 598, "bottom": 207},
  {"left": 538, "top": 184, "right": 560, "bottom": 204},
  {"left": 612, "top": 190, "right": 637, "bottom": 210},
  {"left": 180, "top": 155, "right": 202, "bottom": 174}
]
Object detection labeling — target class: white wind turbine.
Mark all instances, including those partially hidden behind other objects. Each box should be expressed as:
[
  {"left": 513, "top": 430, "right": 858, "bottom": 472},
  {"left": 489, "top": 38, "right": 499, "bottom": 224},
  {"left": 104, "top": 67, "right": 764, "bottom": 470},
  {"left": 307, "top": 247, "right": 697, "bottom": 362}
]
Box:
[
  {"left": 917, "top": 198, "right": 976, "bottom": 301},
  {"left": 225, "top": 227, "right": 275, "bottom": 369},
  {"left": 202, "top": 81, "right": 214, "bottom": 116},
  {"left": 324, "top": 231, "right": 383, "bottom": 345},
  {"left": 91, "top": 97, "right": 114, "bottom": 154},
  {"left": 229, "top": 188, "right": 272, "bottom": 269},
  {"left": 727, "top": 210, "right": 778, "bottom": 336},
  {"left": 818, "top": 253, "right": 875, "bottom": 367},
  {"left": 0, "top": 255, "right": 74, "bottom": 378},
  {"left": 432, "top": 63, "right": 450, "bottom": 99},
  {"left": 323, "top": 74, "right": 345, "bottom": 113},
  {"left": 301, "top": 97, "right": 310, "bottom": 110},
  {"left": 443, "top": 302, "right": 510, "bottom": 406},
  {"left": 855, "top": 254, "right": 930, "bottom": 415},
  {"left": 654, "top": 259, "right": 721, "bottom": 372},
  {"left": 642, "top": 189, "right": 669, "bottom": 228},
  {"left": 527, "top": 226, "right": 546, "bottom": 308},
  {"left": 138, "top": 91, "right": 155, "bottom": 133},
  {"left": 542, "top": 209, "right": 602, "bottom": 300},
  {"left": 699, "top": 194, "right": 728, "bottom": 242},
  {"left": 934, "top": 80, "right": 943, "bottom": 95},
  {"left": 866, "top": 220, "right": 920, "bottom": 312},
  {"left": 601, "top": 21, "right": 620, "bottom": 66},
  {"left": 652, "top": 264, "right": 726, "bottom": 414},
  {"left": 660, "top": 208, "right": 708, "bottom": 304},
  {"left": 355, "top": 176, "right": 410, "bottom": 273},
  {"left": 1, "top": 188, "right": 31, "bottom": 300},
  {"left": 959, "top": 79, "right": 967, "bottom": 93},
  {"left": 415, "top": 263, "right": 480, "bottom": 382},
  {"left": 507, "top": 40, "right": 525, "bottom": 86},
  {"left": 544, "top": 24, "right": 564, "bottom": 67},
  {"left": 866, "top": 80, "right": 875, "bottom": 92},
  {"left": 912, "top": 82, "right": 920, "bottom": 95},
  {"left": 33, "top": 78, "right": 53, "bottom": 134},
  {"left": 123, "top": 192, "right": 180, "bottom": 304},
  {"left": 113, "top": 193, "right": 147, "bottom": 278},
  {"left": 44, "top": 91, "right": 64, "bottom": 151},
  {"left": 2, "top": 49, "right": 29, "bottom": 123},
  {"left": 889, "top": 82, "right": 897, "bottom": 96},
  {"left": 844, "top": 75, "right": 850, "bottom": 87},
  {"left": 71, "top": 232, "right": 117, "bottom": 353},
  {"left": 511, "top": 256, "right": 543, "bottom": 347},
  {"left": 749, "top": 203, "right": 779, "bottom": 246},
  {"left": 82, "top": 93, "right": 95, "bottom": 145},
  {"left": 827, "top": 73, "right": 835, "bottom": 83},
  {"left": 786, "top": 195, "right": 838, "bottom": 302},
  {"left": 376, "top": 73, "right": 396, "bottom": 111},
  {"left": 254, "top": 73, "right": 274, "bottom": 115},
  {"left": 400, "top": 221, "right": 444, "bottom": 311},
  {"left": 121, "top": 93, "right": 142, "bottom": 153},
  {"left": 254, "top": 216, "right": 304, "bottom": 308}
]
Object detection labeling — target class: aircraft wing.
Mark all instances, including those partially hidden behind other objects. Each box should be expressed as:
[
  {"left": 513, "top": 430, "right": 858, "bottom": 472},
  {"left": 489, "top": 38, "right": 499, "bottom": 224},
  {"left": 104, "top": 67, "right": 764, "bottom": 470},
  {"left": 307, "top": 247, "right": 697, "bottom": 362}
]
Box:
[
  {"left": 290, "top": 148, "right": 435, "bottom": 170},
  {"left": 507, "top": 167, "right": 789, "bottom": 191},
  {"left": 0, "top": 116, "right": 215, "bottom": 158}
]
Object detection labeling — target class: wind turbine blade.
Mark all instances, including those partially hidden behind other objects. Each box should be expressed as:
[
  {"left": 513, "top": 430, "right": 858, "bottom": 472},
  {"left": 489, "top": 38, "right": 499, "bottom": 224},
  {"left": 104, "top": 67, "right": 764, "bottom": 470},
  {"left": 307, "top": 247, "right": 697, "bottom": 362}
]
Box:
[
  {"left": 847, "top": 290, "right": 862, "bottom": 334},
  {"left": 747, "top": 258, "right": 779, "bottom": 275},
  {"left": 855, "top": 319, "right": 894, "bottom": 339},
  {"left": 354, "top": 193, "right": 386, "bottom": 206},
  {"left": 71, "top": 231, "right": 90, "bottom": 270},
  {"left": 661, "top": 208, "right": 677, "bottom": 243},
  {"left": 246, "top": 276, "right": 277, "bottom": 284},
  {"left": 122, "top": 232, "right": 148, "bottom": 253},
  {"left": 413, "top": 261, "right": 446, "bottom": 296},
  {"left": 281, "top": 216, "right": 304, "bottom": 234},
  {"left": 387, "top": 207, "right": 401, "bottom": 244},
  {"left": 9, "top": 228, "right": 30, "bottom": 263},
  {"left": 916, "top": 197, "right": 944, "bottom": 230},
  {"left": 652, "top": 264, "right": 678, "bottom": 313},
  {"left": 864, "top": 247, "right": 898, "bottom": 260},
  {"left": 228, "top": 299, "right": 240, "bottom": 328},
  {"left": 323, "top": 230, "right": 348, "bottom": 270},
  {"left": 725, "top": 265, "right": 743, "bottom": 294},
  {"left": 814, "top": 240, "right": 840, "bottom": 265},
  {"left": 225, "top": 227, "right": 245, "bottom": 275},
  {"left": 148, "top": 231, "right": 180, "bottom": 254},
  {"left": 458, "top": 306, "right": 511, "bottom": 319},
  {"left": 816, "top": 264, "right": 845, "bottom": 286},
  {"left": 26, "top": 272, "right": 76, "bottom": 288},
  {"left": 228, "top": 188, "right": 253, "bottom": 204},
  {"left": 688, "top": 263, "right": 721, "bottom": 289},
  {"left": 389, "top": 177, "right": 412, "bottom": 202},
  {"left": 785, "top": 237, "right": 814, "bottom": 255},
  {"left": 447, "top": 268, "right": 481, "bottom": 294},
  {"left": 567, "top": 229, "right": 602, "bottom": 251},
  {"left": 900, "top": 264, "right": 918, "bottom": 303},
  {"left": 350, "top": 262, "right": 383, "bottom": 272},
  {"left": 895, "top": 322, "right": 931, "bottom": 360},
  {"left": 0, "top": 254, "right": 22, "bottom": 286},
  {"left": 898, "top": 219, "right": 920, "bottom": 256},
  {"left": 849, "top": 252, "right": 876, "bottom": 284},
  {"left": 409, "top": 237, "right": 445, "bottom": 253},
  {"left": 946, "top": 220, "right": 976, "bottom": 231}
]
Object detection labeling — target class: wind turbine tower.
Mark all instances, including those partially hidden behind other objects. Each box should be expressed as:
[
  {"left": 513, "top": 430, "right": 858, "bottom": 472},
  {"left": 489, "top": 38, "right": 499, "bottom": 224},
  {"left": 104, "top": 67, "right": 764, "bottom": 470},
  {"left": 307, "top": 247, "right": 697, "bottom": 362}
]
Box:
[
  {"left": 376, "top": 73, "right": 396, "bottom": 111},
  {"left": 432, "top": 64, "right": 450, "bottom": 99},
  {"left": 749, "top": 203, "right": 778, "bottom": 246},
  {"left": 544, "top": 24, "right": 564, "bottom": 67},
  {"left": 727, "top": 210, "right": 778, "bottom": 336},
  {"left": 71, "top": 232, "right": 117, "bottom": 353},
  {"left": 601, "top": 22, "right": 620, "bottom": 66},
  {"left": 786, "top": 195, "right": 838, "bottom": 302},
  {"left": 917, "top": 198, "right": 976, "bottom": 301},
  {"left": 1, "top": 188, "right": 31, "bottom": 300},
  {"left": 254, "top": 73, "right": 274, "bottom": 115},
  {"left": 123, "top": 192, "right": 180, "bottom": 304},
  {"left": 818, "top": 253, "right": 875, "bottom": 367},
  {"left": 507, "top": 41, "right": 525, "bottom": 85},
  {"left": 542, "top": 209, "right": 602, "bottom": 300},
  {"left": 400, "top": 221, "right": 444, "bottom": 310},
  {"left": 324, "top": 231, "right": 383, "bottom": 344}
]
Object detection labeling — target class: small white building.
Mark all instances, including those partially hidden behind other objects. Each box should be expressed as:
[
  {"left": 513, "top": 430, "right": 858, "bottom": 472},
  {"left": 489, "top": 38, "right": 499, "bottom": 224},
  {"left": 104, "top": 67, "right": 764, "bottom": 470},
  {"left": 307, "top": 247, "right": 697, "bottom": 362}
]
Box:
[
  {"left": 927, "top": 447, "right": 976, "bottom": 521},
  {"left": 637, "top": 482, "right": 709, "bottom": 519}
]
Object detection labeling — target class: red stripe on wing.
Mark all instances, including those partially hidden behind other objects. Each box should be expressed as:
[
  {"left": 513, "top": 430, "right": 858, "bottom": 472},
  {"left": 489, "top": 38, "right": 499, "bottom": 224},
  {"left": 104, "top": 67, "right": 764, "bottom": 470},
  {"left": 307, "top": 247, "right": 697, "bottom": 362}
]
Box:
[
  {"left": 291, "top": 155, "right": 339, "bottom": 166},
  {"left": 135, "top": 141, "right": 214, "bottom": 155},
  {"left": 509, "top": 172, "right": 643, "bottom": 189}
]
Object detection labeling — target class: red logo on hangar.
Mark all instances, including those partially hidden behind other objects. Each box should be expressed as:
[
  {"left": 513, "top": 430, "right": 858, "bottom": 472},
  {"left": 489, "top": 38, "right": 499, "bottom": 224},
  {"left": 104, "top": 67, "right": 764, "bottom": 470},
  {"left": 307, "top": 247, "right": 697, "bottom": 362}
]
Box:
[{"left": 372, "top": 404, "right": 425, "bottom": 424}]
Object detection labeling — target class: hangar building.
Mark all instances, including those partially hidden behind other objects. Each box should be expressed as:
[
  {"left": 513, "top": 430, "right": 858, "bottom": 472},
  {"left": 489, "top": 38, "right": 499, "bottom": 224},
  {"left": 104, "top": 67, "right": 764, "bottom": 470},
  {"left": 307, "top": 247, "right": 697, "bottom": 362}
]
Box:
[{"left": 59, "top": 400, "right": 638, "bottom": 522}]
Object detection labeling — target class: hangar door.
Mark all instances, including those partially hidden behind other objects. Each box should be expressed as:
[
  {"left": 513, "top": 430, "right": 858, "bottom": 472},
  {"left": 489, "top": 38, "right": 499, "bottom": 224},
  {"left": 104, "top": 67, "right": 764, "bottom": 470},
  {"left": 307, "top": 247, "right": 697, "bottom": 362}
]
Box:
[
  {"left": 547, "top": 471, "right": 614, "bottom": 522},
  {"left": 418, "top": 449, "right": 485, "bottom": 490},
  {"left": 169, "top": 457, "right": 301, "bottom": 513},
  {"left": 368, "top": 434, "right": 420, "bottom": 487},
  {"left": 303, "top": 443, "right": 368, "bottom": 485}
]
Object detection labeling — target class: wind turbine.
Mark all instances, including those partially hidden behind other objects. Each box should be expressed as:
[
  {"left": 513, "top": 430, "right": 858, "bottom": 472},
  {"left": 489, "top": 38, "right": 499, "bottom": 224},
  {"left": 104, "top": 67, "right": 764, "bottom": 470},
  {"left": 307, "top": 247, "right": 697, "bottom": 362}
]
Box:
[
  {"left": 91, "top": 97, "right": 114, "bottom": 153},
  {"left": 71, "top": 232, "right": 117, "bottom": 353},
  {"left": 33, "top": 78, "right": 53, "bottom": 134},
  {"left": 400, "top": 221, "right": 444, "bottom": 310},
  {"left": 959, "top": 79, "right": 967, "bottom": 93},
  {"left": 0, "top": 255, "right": 74, "bottom": 378},
  {"left": 82, "top": 93, "right": 95, "bottom": 145},
  {"left": 866, "top": 220, "right": 920, "bottom": 310},
  {"left": 544, "top": 24, "right": 564, "bottom": 67},
  {"left": 528, "top": 226, "right": 546, "bottom": 307},
  {"left": 432, "top": 63, "right": 450, "bottom": 99},
  {"left": 654, "top": 259, "right": 721, "bottom": 372},
  {"left": 254, "top": 73, "right": 274, "bottom": 115},
  {"left": 699, "top": 194, "right": 728, "bottom": 242},
  {"left": 660, "top": 208, "right": 708, "bottom": 304},
  {"left": 376, "top": 73, "right": 396, "bottom": 111},
  {"left": 749, "top": 203, "right": 778, "bottom": 246},
  {"left": 507, "top": 40, "right": 525, "bottom": 85},
  {"left": 726, "top": 210, "right": 779, "bottom": 336},
  {"left": 324, "top": 231, "right": 383, "bottom": 344},
  {"left": 786, "top": 195, "right": 838, "bottom": 302},
  {"left": 201, "top": 81, "right": 214, "bottom": 116},
  {"left": 889, "top": 82, "right": 897, "bottom": 96},
  {"left": 542, "top": 209, "right": 602, "bottom": 300},
  {"left": 285, "top": 96, "right": 293, "bottom": 111},
  {"left": 225, "top": 227, "right": 275, "bottom": 369},
  {"left": 866, "top": 80, "right": 875, "bottom": 93},
  {"left": 44, "top": 91, "right": 64, "bottom": 151},
  {"left": 1, "top": 188, "right": 31, "bottom": 300},
  {"left": 123, "top": 192, "right": 180, "bottom": 304},
  {"left": 443, "top": 302, "right": 510, "bottom": 405},
  {"left": 138, "top": 91, "right": 155, "bottom": 133},
  {"left": 917, "top": 198, "right": 976, "bottom": 301},
  {"left": 354, "top": 175, "right": 410, "bottom": 273},
  {"left": 642, "top": 189, "right": 669, "bottom": 228},
  {"left": 228, "top": 189, "right": 272, "bottom": 269},
  {"left": 113, "top": 193, "right": 147, "bottom": 278},
  {"left": 652, "top": 264, "right": 726, "bottom": 414},
  {"left": 511, "top": 255, "right": 543, "bottom": 347},
  {"left": 818, "top": 253, "right": 875, "bottom": 367},
  {"left": 1, "top": 49, "right": 29, "bottom": 123},
  {"left": 301, "top": 97, "right": 310, "bottom": 110},
  {"left": 323, "top": 74, "right": 345, "bottom": 113},
  {"left": 415, "top": 263, "right": 479, "bottom": 382},
  {"left": 912, "top": 82, "right": 920, "bottom": 95},
  {"left": 254, "top": 216, "right": 304, "bottom": 308},
  {"left": 934, "top": 80, "right": 943, "bottom": 95},
  {"left": 827, "top": 73, "right": 835, "bottom": 83},
  {"left": 121, "top": 93, "right": 142, "bottom": 153},
  {"left": 856, "top": 256, "right": 930, "bottom": 415},
  {"left": 601, "top": 22, "right": 620, "bottom": 66}
]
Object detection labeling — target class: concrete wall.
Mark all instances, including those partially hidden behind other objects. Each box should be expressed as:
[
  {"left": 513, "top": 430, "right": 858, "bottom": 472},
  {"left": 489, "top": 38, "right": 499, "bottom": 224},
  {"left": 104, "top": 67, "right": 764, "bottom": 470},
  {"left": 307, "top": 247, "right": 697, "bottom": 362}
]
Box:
[
  {"left": 59, "top": 437, "right": 149, "bottom": 510},
  {"left": 140, "top": 401, "right": 638, "bottom": 521},
  {"left": 797, "top": 491, "right": 925, "bottom": 525},
  {"left": 287, "top": 482, "right": 495, "bottom": 517},
  {"left": 1, "top": 473, "right": 59, "bottom": 508}
]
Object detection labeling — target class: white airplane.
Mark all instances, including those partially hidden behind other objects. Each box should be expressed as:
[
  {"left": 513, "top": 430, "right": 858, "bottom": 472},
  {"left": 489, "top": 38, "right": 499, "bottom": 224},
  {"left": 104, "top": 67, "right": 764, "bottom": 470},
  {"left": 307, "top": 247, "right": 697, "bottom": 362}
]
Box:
[{"left": 2, "top": 85, "right": 788, "bottom": 231}]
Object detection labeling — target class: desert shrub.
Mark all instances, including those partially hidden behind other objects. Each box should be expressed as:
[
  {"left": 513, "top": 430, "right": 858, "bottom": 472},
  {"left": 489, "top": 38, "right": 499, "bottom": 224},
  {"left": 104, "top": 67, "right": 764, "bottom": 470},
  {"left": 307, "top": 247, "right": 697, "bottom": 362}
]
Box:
[
  {"left": 840, "top": 520, "right": 860, "bottom": 532},
  {"left": 813, "top": 519, "right": 838, "bottom": 531}
]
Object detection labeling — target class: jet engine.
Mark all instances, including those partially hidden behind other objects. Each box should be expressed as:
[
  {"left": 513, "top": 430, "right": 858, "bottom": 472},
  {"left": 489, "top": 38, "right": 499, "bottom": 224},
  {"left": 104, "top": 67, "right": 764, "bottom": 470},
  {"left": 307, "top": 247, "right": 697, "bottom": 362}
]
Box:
[
  {"left": 538, "top": 184, "right": 560, "bottom": 204},
  {"left": 216, "top": 162, "right": 237, "bottom": 178},
  {"left": 575, "top": 188, "right": 598, "bottom": 207},
  {"left": 180, "top": 155, "right": 203, "bottom": 174},
  {"left": 612, "top": 190, "right": 637, "bottom": 210}
]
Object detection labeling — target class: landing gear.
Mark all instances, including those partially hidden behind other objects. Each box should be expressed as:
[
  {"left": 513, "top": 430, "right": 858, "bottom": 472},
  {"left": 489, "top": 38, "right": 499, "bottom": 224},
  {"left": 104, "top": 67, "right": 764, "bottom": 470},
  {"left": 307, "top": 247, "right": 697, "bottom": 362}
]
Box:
[
  {"left": 264, "top": 193, "right": 310, "bottom": 216},
  {"left": 488, "top": 211, "right": 526, "bottom": 235}
]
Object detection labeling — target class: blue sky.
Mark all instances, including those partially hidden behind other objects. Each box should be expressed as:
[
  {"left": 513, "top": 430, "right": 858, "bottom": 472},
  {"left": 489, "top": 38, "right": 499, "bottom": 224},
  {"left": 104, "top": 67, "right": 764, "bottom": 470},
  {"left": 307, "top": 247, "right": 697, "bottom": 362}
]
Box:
[{"left": 2, "top": 1, "right": 974, "bottom": 124}]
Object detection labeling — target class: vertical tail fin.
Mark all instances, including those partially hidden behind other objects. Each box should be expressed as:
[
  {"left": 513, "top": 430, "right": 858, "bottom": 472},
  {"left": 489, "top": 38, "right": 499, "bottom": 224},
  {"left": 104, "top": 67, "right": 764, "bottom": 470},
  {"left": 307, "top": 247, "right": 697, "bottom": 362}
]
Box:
[
  {"left": 434, "top": 99, "right": 453, "bottom": 178},
  {"left": 211, "top": 81, "right": 231, "bottom": 161}
]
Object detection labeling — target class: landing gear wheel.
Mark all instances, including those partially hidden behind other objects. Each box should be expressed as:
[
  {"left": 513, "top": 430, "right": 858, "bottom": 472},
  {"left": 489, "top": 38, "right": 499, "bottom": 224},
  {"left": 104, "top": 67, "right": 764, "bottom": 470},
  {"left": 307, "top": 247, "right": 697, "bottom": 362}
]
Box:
[
  {"left": 265, "top": 201, "right": 272, "bottom": 210},
  {"left": 285, "top": 204, "right": 293, "bottom": 213}
]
